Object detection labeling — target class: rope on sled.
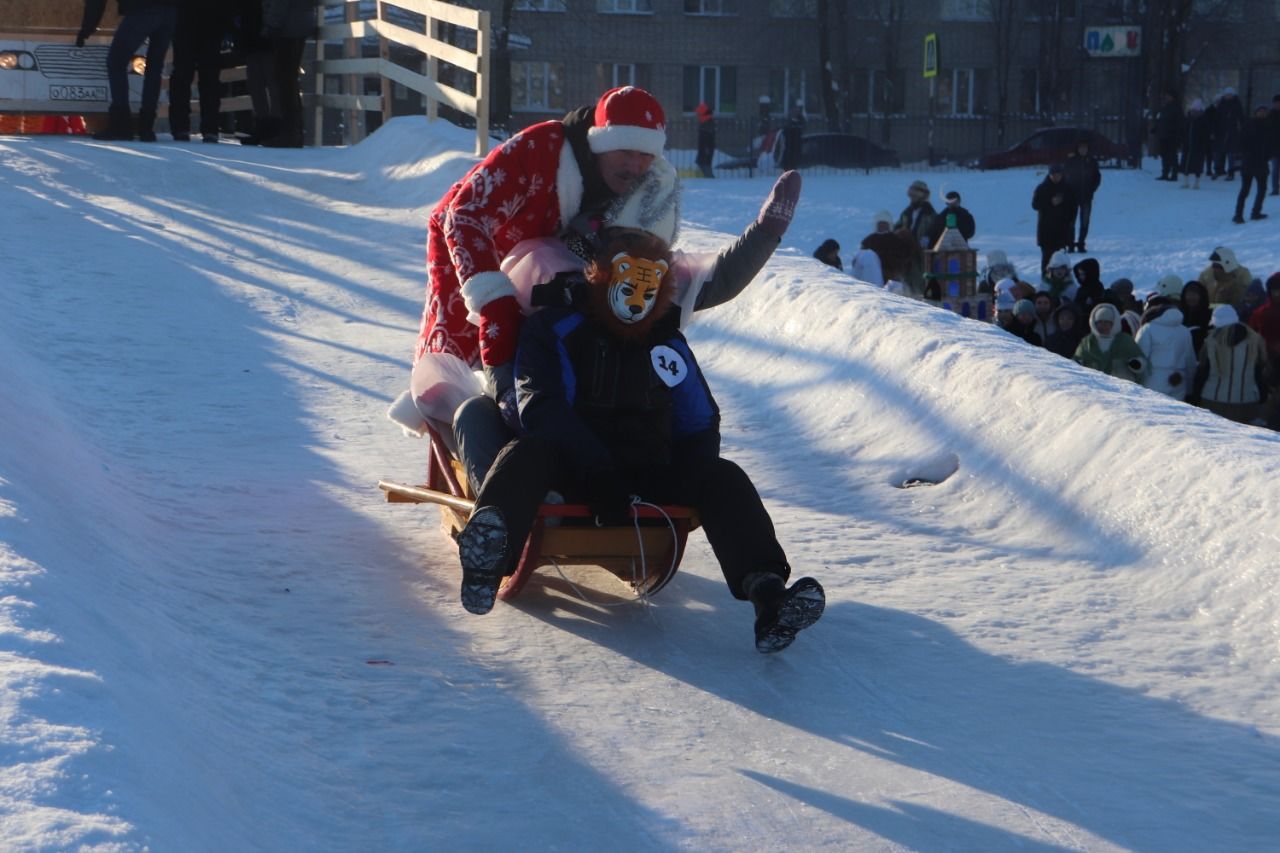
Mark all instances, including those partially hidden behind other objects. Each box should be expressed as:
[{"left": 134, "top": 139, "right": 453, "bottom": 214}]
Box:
[{"left": 549, "top": 497, "right": 680, "bottom": 612}]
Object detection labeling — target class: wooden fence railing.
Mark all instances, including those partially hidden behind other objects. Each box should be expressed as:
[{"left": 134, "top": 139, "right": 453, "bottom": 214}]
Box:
[{"left": 311, "top": 0, "right": 490, "bottom": 155}]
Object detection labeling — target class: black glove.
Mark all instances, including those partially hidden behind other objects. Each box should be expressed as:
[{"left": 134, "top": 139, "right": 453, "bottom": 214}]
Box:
[
  {"left": 1168, "top": 372, "right": 1183, "bottom": 387},
  {"left": 484, "top": 362, "right": 520, "bottom": 432},
  {"left": 585, "top": 466, "right": 634, "bottom": 524}
]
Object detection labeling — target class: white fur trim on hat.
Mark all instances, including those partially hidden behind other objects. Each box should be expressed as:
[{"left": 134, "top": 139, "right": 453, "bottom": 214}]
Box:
[
  {"left": 1048, "top": 249, "right": 1071, "bottom": 269},
  {"left": 460, "top": 271, "right": 517, "bottom": 322},
  {"left": 603, "top": 157, "right": 680, "bottom": 245},
  {"left": 587, "top": 86, "right": 667, "bottom": 157},
  {"left": 556, "top": 140, "right": 583, "bottom": 229}
]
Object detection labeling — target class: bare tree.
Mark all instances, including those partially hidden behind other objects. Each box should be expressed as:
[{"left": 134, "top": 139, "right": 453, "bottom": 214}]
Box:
[
  {"left": 862, "top": 0, "right": 906, "bottom": 145},
  {"left": 987, "top": 0, "right": 1026, "bottom": 147}
]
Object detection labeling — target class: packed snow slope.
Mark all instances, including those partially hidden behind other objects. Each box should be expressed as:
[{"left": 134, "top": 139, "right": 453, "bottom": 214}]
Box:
[{"left": 1, "top": 117, "right": 1278, "bottom": 852}]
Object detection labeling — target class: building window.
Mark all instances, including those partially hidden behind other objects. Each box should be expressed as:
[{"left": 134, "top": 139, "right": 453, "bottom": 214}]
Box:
[
  {"left": 934, "top": 68, "right": 989, "bottom": 115},
  {"left": 853, "top": 69, "right": 904, "bottom": 115},
  {"left": 611, "top": 64, "right": 636, "bottom": 87},
  {"left": 597, "top": 0, "right": 654, "bottom": 12},
  {"left": 942, "top": 0, "right": 987, "bottom": 20},
  {"left": 512, "top": 61, "right": 565, "bottom": 111},
  {"left": 1026, "top": 0, "right": 1078, "bottom": 18},
  {"left": 683, "top": 65, "right": 737, "bottom": 115},
  {"left": 685, "top": 0, "right": 737, "bottom": 13},
  {"left": 769, "top": 0, "right": 817, "bottom": 17},
  {"left": 768, "top": 68, "right": 809, "bottom": 115},
  {"left": 515, "top": 0, "right": 567, "bottom": 10},
  {"left": 1191, "top": 0, "right": 1243, "bottom": 19}
]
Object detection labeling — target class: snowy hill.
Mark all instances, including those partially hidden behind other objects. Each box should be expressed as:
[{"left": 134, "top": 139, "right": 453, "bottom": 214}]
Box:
[{"left": 1, "top": 118, "right": 1278, "bottom": 851}]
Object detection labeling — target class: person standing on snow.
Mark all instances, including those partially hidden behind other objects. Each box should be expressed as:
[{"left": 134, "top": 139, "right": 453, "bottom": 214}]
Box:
[
  {"left": 1032, "top": 164, "right": 1077, "bottom": 276},
  {"left": 695, "top": 102, "right": 716, "bottom": 178},
  {"left": 1232, "top": 104, "right": 1271, "bottom": 223},
  {"left": 1153, "top": 90, "right": 1183, "bottom": 181},
  {"left": 1181, "top": 99, "right": 1210, "bottom": 189},
  {"left": 77, "top": 0, "right": 177, "bottom": 142},
  {"left": 1062, "top": 135, "right": 1101, "bottom": 251},
  {"left": 453, "top": 228, "right": 826, "bottom": 654},
  {"left": 926, "top": 190, "right": 975, "bottom": 248},
  {"left": 1215, "top": 88, "right": 1245, "bottom": 181}
]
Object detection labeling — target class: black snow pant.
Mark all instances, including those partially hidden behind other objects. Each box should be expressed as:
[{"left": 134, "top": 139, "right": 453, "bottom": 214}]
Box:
[
  {"left": 472, "top": 434, "right": 791, "bottom": 599},
  {"left": 1075, "top": 198, "right": 1094, "bottom": 248},
  {"left": 105, "top": 8, "right": 176, "bottom": 114},
  {"left": 1236, "top": 165, "right": 1268, "bottom": 218}
]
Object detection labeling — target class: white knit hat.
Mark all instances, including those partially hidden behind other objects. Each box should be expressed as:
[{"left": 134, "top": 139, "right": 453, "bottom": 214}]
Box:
[
  {"left": 602, "top": 157, "right": 680, "bottom": 245},
  {"left": 587, "top": 87, "right": 667, "bottom": 157},
  {"left": 1212, "top": 304, "right": 1239, "bottom": 327}
]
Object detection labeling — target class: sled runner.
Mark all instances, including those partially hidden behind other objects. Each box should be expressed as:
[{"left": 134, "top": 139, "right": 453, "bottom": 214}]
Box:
[{"left": 379, "top": 424, "right": 699, "bottom": 601}]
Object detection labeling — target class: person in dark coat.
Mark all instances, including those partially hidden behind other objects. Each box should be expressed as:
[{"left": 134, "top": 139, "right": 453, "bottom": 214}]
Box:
[
  {"left": 925, "top": 190, "right": 976, "bottom": 248},
  {"left": 1215, "top": 88, "right": 1245, "bottom": 180},
  {"left": 1062, "top": 135, "right": 1102, "bottom": 251},
  {"left": 1181, "top": 280, "right": 1213, "bottom": 356},
  {"left": 169, "top": 1, "right": 230, "bottom": 143},
  {"left": 1203, "top": 97, "right": 1222, "bottom": 179},
  {"left": 861, "top": 211, "right": 912, "bottom": 284},
  {"left": 1045, "top": 301, "right": 1086, "bottom": 358},
  {"left": 1269, "top": 94, "right": 1280, "bottom": 196},
  {"left": 1032, "top": 164, "right": 1078, "bottom": 275},
  {"left": 261, "top": 0, "right": 319, "bottom": 148},
  {"left": 695, "top": 102, "right": 716, "bottom": 178},
  {"left": 1153, "top": 90, "right": 1183, "bottom": 181},
  {"left": 1181, "top": 99, "right": 1210, "bottom": 189},
  {"left": 1234, "top": 105, "right": 1272, "bottom": 223},
  {"left": 77, "top": 0, "right": 178, "bottom": 141},
  {"left": 454, "top": 229, "right": 826, "bottom": 653},
  {"left": 813, "top": 239, "right": 842, "bottom": 270},
  {"left": 778, "top": 103, "right": 805, "bottom": 171},
  {"left": 1071, "top": 257, "right": 1107, "bottom": 315}
]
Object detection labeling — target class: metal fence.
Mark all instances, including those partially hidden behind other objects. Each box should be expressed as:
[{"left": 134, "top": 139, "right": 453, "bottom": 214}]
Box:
[{"left": 658, "top": 112, "right": 1140, "bottom": 176}]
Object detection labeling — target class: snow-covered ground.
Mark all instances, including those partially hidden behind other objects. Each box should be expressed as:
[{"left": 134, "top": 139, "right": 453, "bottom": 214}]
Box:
[{"left": 1, "top": 118, "right": 1278, "bottom": 851}]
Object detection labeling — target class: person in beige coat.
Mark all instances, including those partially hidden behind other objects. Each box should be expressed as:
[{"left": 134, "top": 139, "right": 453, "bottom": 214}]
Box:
[
  {"left": 1197, "top": 246, "right": 1253, "bottom": 309},
  {"left": 1189, "top": 304, "right": 1269, "bottom": 424}
]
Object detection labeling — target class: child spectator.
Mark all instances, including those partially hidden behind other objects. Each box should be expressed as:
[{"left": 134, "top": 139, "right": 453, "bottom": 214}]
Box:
[
  {"left": 1198, "top": 247, "right": 1253, "bottom": 308},
  {"left": 1008, "top": 299, "right": 1044, "bottom": 345},
  {"left": 1032, "top": 291, "right": 1058, "bottom": 342}
]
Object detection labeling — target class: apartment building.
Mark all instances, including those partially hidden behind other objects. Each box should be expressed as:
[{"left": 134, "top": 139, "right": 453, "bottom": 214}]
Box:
[{"left": 469, "top": 0, "right": 1280, "bottom": 165}]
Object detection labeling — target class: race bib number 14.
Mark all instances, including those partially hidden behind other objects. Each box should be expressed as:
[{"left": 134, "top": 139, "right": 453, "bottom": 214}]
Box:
[{"left": 650, "top": 345, "right": 687, "bottom": 388}]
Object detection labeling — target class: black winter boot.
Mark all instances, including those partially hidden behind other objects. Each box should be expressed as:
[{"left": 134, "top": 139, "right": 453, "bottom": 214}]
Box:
[
  {"left": 746, "top": 572, "right": 826, "bottom": 653},
  {"left": 136, "top": 108, "right": 157, "bottom": 142},
  {"left": 93, "top": 105, "right": 134, "bottom": 141},
  {"left": 457, "top": 506, "right": 509, "bottom": 615}
]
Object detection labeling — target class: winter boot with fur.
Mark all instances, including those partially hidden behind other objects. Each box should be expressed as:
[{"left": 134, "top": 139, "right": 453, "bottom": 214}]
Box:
[
  {"left": 456, "top": 506, "right": 508, "bottom": 615},
  {"left": 1181, "top": 174, "right": 1189, "bottom": 188},
  {"left": 745, "top": 572, "right": 826, "bottom": 653},
  {"left": 93, "top": 105, "right": 134, "bottom": 141}
]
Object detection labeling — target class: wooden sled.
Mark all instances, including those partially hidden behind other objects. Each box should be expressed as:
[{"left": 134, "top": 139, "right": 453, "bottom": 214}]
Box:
[{"left": 379, "top": 425, "right": 699, "bottom": 601}]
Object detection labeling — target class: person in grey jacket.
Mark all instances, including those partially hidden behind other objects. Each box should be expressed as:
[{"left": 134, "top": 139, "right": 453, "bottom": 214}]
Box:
[{"left": 78, "top": 0, "right": 177, "bottom": 141}]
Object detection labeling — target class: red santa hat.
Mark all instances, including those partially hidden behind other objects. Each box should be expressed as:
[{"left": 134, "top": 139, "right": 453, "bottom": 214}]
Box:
[{"left": 587, "top": 86, "right": 667, "bottom": 158}]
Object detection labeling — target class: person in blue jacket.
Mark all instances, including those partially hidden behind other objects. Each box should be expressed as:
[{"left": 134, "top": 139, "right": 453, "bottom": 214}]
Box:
[{"left": 453, "top": 228, "right": 824, "bottom": 653}]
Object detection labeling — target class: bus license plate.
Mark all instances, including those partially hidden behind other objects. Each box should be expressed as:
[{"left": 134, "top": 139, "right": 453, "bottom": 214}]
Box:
[{"left": 50, "top": 85, "right": 107, "bottom": 101}]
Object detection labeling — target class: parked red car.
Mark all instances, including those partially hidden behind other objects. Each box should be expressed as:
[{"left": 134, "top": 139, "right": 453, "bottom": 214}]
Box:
[{"left": 977, "top": 127, "right": 1128, "bottom": 170}]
